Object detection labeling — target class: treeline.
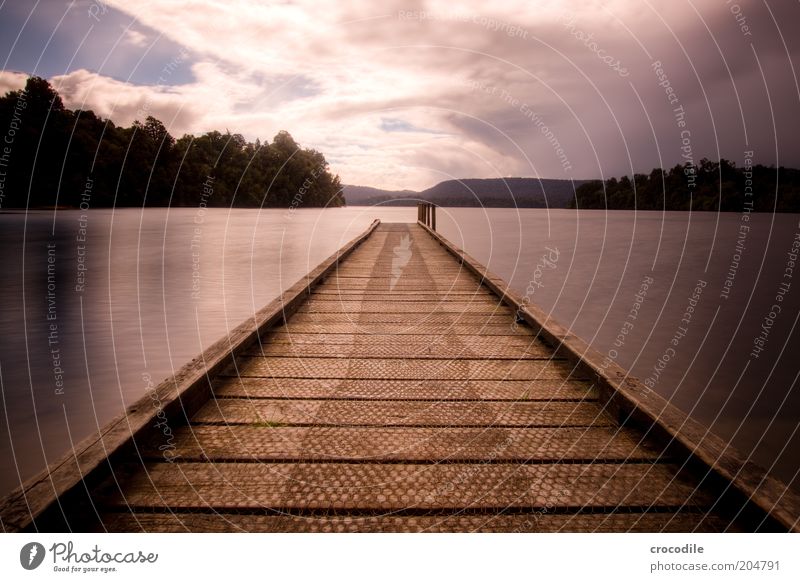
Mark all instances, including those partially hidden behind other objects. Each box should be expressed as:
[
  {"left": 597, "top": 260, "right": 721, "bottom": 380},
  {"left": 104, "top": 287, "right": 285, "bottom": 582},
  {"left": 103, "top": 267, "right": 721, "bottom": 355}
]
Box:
[
  {"left": 0, "top": 76, "right": 344, "bottom": 209},
  {"left": 569, "top": 159, "right": 800, "bottom": 212}
]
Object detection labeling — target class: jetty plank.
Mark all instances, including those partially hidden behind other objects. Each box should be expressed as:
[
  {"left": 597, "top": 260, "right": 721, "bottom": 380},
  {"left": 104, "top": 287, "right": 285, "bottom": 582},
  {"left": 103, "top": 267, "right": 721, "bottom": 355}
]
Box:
[
  {"left": 191, "top": 399, "right": 613, "bottom": 427},
  {"left": 211, "top": 377, "right": 595, "bottom": 401},
  {"left": 99, "top": 462, "right": 713, "bottom": 511},
  {"left": 140, "top": 426, "right": 663, "bottom": 462},
  {"left": 98, "top": 511, "right": 736, "bottom": 533}
]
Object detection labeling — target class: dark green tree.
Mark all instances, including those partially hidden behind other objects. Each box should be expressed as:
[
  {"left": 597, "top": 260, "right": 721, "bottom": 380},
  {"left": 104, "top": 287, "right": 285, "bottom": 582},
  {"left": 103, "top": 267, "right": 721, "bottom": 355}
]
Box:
[{"left": 0, "top": 77, "right": 346, "bottom": 209}]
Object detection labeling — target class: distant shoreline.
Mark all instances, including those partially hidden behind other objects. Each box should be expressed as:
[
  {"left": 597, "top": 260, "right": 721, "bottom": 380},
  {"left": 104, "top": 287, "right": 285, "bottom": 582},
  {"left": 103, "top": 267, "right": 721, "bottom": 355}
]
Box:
[{"left": 4, "top": 205, "right": 798, "bottom": 213}]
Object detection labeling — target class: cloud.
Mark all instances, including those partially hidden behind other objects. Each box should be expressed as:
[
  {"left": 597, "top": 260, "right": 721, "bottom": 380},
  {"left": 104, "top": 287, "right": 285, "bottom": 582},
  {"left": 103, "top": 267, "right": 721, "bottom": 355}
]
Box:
[
  {"left": 121, "top": 27, "right": 149, "bottom": 48},
  {"left": 0, "top": 71, "right": 28, "bottom": 96},
  {"left": 50, "top": 68, "right": 199, "bottom": 134},
  {"left": 5, "top": 1, "right": 799, "bottom": 189}
]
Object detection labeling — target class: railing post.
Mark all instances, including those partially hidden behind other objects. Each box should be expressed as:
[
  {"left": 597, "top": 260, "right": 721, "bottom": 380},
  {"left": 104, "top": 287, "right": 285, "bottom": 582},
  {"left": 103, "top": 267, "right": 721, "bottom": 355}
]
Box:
[{"left": 431, "top": 204, "right": 436, "bottom": 231}]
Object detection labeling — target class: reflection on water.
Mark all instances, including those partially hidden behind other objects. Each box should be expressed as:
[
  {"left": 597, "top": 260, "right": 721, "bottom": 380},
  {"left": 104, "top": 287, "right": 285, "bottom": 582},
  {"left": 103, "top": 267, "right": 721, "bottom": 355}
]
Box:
[
  {"left": 439, "top": 208, "right": 800, "bottom": 490},
  {"left": 0, "top": 207, "right": 413, "bottom": 496}
]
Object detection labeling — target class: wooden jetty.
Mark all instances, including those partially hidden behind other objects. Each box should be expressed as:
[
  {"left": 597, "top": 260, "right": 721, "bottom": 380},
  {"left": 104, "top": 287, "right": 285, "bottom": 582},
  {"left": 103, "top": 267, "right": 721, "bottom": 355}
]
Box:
[{"left": 2, "top": 209, "right": 799, "bottom": 532}]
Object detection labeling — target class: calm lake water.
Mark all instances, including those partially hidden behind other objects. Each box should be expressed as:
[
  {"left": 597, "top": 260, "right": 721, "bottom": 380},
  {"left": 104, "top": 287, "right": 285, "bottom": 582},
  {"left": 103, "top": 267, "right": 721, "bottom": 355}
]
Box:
[{"left": 1, "top": 207, "right": 798, "bottom": 497}]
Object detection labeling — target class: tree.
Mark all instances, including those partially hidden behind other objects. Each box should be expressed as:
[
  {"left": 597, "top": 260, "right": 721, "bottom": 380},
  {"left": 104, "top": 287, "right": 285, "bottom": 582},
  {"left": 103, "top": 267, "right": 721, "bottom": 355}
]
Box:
[
  {"left": 569, "top": 159, "right": 800, "bottom": 212},
  {"left": 0, "top": 77, "right": 346, "bottom": 209}
]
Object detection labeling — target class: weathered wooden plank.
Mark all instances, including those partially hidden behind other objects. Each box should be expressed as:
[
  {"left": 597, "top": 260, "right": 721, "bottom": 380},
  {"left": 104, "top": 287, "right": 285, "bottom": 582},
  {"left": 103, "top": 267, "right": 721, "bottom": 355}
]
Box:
[
  {"left": 288, "top": 313, "right": 514, "bottom": 324},
  {"left": 212, "top": 377, "right": 595, "bottom": 401},
  {"left": 309, "top": 291, "right": 496, "bottom": 300},
  {"left": 245, "top": 336, "right": 553, "bottom": 359},
  {"left": 326, "top": 275, "right": 480, "bottom": 282},
  {"left": 315, "top": 281, "right": 485, "bottom": 291},
  {"left": 231, "top": 356, "right": 580, "bottom": 381},
  {"left": 100, "top": 462, "right": 714, "bottom": 511},
  {"left": 327, "top": 279, "right": 479, "bottom": 285},
  {"left": 275, "top": 323, "right": 533, "bottom": 335},
  {"left": 192, "top": 399, "right": 613, "bottom": 427},
  {"left": 297, "top": 301, "right": 510, "bottom": 314},
  {"left": 259, "top": 333, "right": 547, "bottom": 348},
  {"left": 142, "top": 426, "right": 663, "bottom": 462},
  {"left": 98, "top": 510, "right": 734, "bottom": 533}
]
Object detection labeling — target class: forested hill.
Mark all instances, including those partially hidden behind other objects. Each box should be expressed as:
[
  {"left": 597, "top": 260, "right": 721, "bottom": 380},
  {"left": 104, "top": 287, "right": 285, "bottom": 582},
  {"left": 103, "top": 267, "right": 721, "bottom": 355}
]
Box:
[
  {"left": 343, "top": 178, "right": 588, "bottom": 207},
  {"left": 421, "top": 178, "right": 587, "bottom": 207},
  {"left": 569, "top": 160, "right": 800, "bottom": 212},
  {"left": 0, "top": 76, "right": 344, "bottom": 209}
]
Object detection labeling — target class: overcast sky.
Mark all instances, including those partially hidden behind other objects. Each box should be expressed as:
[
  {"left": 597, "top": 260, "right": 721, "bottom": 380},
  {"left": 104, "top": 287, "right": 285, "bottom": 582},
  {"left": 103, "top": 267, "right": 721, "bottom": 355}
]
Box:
[{"left": 1, "top": 0, "right": 798, "bottom": 190}]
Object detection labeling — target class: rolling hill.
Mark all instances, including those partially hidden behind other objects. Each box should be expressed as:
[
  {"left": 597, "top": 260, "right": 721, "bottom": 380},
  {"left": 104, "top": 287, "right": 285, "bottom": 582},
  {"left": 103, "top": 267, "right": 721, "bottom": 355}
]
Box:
[{"left": 342, "top": 178, "right": 589, "bottom": 208}]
